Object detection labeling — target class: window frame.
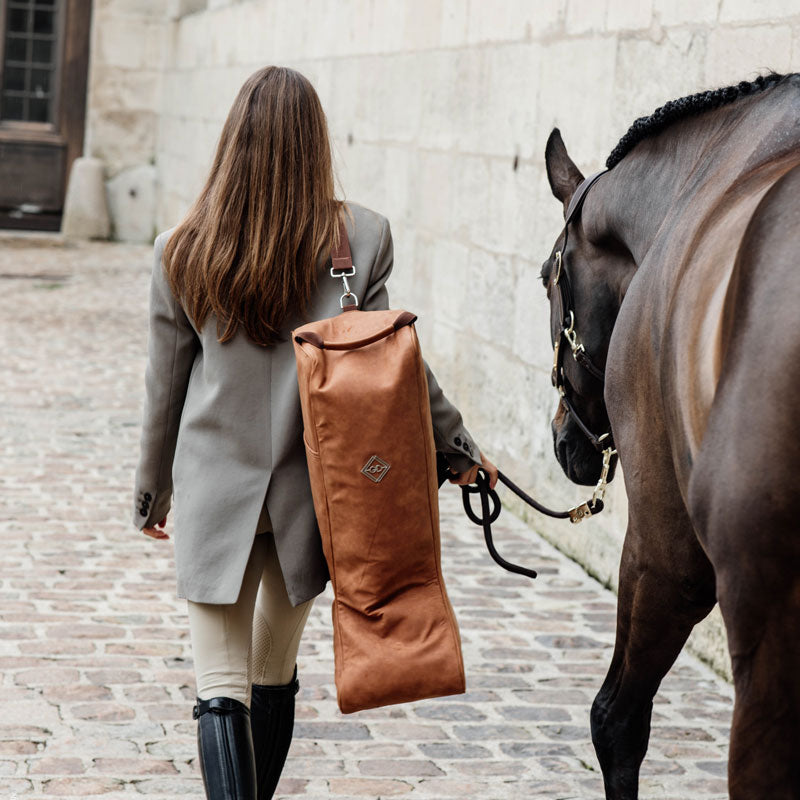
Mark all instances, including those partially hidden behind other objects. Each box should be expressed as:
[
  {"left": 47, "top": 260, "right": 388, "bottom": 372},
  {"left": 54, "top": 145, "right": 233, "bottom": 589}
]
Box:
[{"left": 0, "top": 0, "right": 66, "bottom": 134}]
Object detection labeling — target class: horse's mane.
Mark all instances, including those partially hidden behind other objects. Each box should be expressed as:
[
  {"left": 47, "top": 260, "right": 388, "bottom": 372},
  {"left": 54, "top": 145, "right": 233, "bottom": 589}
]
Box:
[{"left": 606, "top": 72, "right": 796, "bottom": 169}]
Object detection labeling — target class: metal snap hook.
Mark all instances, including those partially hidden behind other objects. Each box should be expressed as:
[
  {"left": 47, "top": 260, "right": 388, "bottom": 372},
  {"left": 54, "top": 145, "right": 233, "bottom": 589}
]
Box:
[{"left": 563, "top": 311, "right": 585, "bottom": 358}]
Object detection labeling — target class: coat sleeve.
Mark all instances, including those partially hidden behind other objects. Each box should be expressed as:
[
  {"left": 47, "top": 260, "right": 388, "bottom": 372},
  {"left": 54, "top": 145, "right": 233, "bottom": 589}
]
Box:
[
  {"left": 132, "top": 232, "right": 201, "bottom": 529},
  {"left": 362, "top": 215, "right": 482, "bottom": 474}
]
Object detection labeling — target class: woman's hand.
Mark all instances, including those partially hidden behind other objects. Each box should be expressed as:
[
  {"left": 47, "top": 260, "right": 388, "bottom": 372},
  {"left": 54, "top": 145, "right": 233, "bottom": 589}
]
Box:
[
  {"left": 448, "top": 450, "right": 499, "bottom": 490},
  {"left": 142, "top": 516, "right": 169, "bottom": 540}
]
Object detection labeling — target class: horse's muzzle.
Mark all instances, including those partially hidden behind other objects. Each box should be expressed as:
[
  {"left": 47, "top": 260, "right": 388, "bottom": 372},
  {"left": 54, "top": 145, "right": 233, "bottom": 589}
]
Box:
[{"left": 552, "top": 416, "right": 608, "bottom": 486}]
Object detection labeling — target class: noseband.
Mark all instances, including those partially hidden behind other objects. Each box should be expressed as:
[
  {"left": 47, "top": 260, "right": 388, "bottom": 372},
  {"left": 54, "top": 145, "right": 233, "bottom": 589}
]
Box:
[{"left": 550, "top": 169, "right": 618, "bottom": 508}]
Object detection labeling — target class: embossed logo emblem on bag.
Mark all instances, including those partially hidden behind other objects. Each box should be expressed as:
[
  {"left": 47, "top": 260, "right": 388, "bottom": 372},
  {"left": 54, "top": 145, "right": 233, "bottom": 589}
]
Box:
[{"left": 361, "top": 455, "right": 391, "bottom": 483}]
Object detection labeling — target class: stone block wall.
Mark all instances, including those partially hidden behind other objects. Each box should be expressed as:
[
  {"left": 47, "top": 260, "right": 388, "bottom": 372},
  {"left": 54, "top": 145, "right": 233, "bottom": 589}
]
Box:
[{"left": 86, "top": 0, "right": 800, "bottom": 676}]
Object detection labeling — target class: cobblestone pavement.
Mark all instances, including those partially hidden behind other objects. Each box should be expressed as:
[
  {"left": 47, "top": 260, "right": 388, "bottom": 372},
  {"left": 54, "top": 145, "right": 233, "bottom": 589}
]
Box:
[{"left": 0, "top": 236, "right": 732, "bottom": 799}]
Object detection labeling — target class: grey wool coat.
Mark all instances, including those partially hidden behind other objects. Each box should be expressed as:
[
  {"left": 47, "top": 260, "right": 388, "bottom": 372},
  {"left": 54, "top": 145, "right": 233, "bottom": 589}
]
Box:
[{"left": 132, "top": 201, "right": 482, "bottom": 606}]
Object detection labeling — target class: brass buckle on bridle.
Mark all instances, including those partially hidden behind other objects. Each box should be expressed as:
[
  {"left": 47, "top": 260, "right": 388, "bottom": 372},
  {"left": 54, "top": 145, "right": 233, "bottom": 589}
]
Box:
[
  {"left": 551, "top": 336, "right": 561, "bottom": 387},
  {"left": 553, "top": 250, "right": 563, "bottom": 285},
  {"left": 566, "top": 446, "right": 617, "bottom": 524}
]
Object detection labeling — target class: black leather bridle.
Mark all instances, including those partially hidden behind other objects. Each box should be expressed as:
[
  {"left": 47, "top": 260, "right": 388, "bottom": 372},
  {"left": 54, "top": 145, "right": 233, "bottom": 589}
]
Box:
[{"left": 549, "top": 169, "right": 618, "bottom": 499}]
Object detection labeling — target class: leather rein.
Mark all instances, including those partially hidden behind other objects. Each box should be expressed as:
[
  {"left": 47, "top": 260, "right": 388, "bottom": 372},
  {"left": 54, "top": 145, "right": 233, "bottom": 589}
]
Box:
[{"left": 459, "top": 169, "right": 619, "bottom": 581}]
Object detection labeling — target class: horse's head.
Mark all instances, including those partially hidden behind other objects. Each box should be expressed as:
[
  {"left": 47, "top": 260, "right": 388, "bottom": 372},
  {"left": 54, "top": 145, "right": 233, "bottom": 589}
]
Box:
[{"left": 541, "top": 129, "right": 632, "bottom": 486}]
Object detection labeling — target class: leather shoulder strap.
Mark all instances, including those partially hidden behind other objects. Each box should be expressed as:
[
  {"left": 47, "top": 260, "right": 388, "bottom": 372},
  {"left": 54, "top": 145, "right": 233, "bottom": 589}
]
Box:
[{"left": 330, "top": 215, "right": 352, "bottom": 273}]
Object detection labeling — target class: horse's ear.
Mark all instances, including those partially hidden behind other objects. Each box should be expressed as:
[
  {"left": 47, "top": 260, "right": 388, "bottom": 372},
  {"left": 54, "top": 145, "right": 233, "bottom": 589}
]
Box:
[{"left": 545, "top": 128, "right": 585, "bottom": 212}]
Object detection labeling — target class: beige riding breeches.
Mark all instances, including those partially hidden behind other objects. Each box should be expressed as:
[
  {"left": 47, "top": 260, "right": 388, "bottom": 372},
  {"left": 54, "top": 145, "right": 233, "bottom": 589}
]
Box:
[{"left": 186, "top": 503, "right": 314, "bottom": 708}]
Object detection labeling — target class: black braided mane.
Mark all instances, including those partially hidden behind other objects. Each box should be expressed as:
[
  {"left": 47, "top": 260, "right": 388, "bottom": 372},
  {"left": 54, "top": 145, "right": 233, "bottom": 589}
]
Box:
[{"left": 606, "top": 72, "right": 793, "bottom": 169}]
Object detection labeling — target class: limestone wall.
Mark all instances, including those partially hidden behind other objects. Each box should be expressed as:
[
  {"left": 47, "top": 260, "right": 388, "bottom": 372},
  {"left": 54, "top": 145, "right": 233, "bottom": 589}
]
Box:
[{"left": 89, "top": 0, "right": 800, "bottom": 677}]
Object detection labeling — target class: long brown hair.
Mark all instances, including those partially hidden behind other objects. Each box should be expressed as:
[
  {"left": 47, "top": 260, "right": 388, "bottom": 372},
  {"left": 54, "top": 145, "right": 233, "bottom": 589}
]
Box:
[{"left": 162, "top": 66, "right": 343, "bottom": 346}]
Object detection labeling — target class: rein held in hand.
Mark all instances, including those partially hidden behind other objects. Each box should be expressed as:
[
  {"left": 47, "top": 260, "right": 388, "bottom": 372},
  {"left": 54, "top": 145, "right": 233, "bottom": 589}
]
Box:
[{"left": 460, "top": 457, "right": 615, "bottom": 581}]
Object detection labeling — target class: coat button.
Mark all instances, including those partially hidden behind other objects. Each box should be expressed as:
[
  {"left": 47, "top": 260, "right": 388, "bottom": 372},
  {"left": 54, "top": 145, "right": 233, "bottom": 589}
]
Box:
[
  {"left": 140, "top": 509, "right": 148, "bottom": 517},
  {"left": 462, "top": 442, "right": 470, "bottom": 452},
  {"left": 144, "top": 492, "right": 152, "bottom": 501},
  {"left": 454, "top": 436, "right": 462, "bottom": 446}
]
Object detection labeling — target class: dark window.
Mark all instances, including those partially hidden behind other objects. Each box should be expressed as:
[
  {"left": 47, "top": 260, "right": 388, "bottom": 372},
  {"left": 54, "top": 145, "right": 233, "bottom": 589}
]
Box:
[
  {"left": 2, "top": 94, "right": 23, "bottom": 118},
  {"left": 3, "top": 65, "right": 25, "bottom": 90},
  {"left": 8, "top": 7, "right": 30, "bottom": 32},
  {"left": 28, "top": 94, "right": 47, "bottom": 120},
  {"left": 31, "top": 36, "right": 52, "bottom": 63},
  {"left": 31, "top": 66, "right": 49, "bottom": 92},
  {"left": 1, "top": 0, "right": 60, "bottom": 123},
  {"left": 32, "top": 8, "right": 54, "bottom": 33},
  {"left": 6, "top": 33, "right": 25, "bottom": 60}
]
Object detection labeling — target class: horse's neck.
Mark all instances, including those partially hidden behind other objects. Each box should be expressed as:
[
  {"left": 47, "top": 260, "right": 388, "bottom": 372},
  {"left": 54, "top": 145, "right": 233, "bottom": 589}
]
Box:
[
  {"left": 605, "top": 86, "right": 800, "bottom": 262},
  {"left": 605, "top": 87, "right": 800, "bottom": 486}
]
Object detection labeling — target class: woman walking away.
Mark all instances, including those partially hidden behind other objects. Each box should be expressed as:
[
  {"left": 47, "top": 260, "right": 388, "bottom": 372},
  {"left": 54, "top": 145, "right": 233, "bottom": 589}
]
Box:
[{"left": 131, "top": 65, "right": 498, "bottom": 799}]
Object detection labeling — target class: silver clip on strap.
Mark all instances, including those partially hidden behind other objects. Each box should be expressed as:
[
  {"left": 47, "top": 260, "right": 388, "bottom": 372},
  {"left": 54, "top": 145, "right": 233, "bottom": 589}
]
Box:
[{"left": 331, "top": 256, "right": 357, "bottom": 308}]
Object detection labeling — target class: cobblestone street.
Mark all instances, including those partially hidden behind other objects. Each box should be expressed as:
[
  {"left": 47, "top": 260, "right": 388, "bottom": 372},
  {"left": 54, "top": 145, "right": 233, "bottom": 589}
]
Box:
[{"left": 0, "top": 236, "right": 733, "bottom": 799}]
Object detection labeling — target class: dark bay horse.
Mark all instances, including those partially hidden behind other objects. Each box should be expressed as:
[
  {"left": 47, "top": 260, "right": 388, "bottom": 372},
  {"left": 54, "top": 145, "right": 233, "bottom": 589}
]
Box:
[{"left": 540, "top": 73, "right": 800, "bottom": 799}]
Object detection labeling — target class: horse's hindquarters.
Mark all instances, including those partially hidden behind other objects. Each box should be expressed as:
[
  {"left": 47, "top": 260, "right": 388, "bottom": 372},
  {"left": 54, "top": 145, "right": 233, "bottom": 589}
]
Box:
[{"left": 687, "top": 163, "right": 800, "bottom": 800}]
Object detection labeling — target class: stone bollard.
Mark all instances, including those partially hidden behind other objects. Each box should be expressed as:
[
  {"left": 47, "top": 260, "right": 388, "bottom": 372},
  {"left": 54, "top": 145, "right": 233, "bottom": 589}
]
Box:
[
  {"left": 106, "top": 164, "right": 157, "bottom": 243},
  {"left": 61, "top": 156, "right": 111, "bottom": 240}
]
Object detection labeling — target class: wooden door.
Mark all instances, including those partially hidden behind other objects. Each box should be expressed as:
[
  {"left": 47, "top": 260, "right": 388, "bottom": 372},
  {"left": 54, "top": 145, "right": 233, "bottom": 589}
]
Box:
[{"left": 0, "top": 0, "right": 91, "bottom": 230}]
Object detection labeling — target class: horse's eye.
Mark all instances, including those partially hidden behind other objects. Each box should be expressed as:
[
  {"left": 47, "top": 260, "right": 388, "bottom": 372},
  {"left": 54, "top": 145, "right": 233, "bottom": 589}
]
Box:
[{"left": 539, "top": 260, "right": 551, "bottom": 287}]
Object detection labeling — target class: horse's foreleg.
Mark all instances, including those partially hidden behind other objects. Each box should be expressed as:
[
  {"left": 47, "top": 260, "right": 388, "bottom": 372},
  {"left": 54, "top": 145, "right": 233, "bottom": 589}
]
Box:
[{"left": 592, "top": 502, "right": 716, "bottom": 800}]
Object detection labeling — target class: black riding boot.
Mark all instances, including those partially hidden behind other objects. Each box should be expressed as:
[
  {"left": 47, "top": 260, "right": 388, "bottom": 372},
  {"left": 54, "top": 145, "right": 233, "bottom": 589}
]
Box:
[
  {"left": 249, "top": 666, "right": 300, "bottom": 800},
  {"left": 193, "top": 696, "right": 258, "bottom": 799}
]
